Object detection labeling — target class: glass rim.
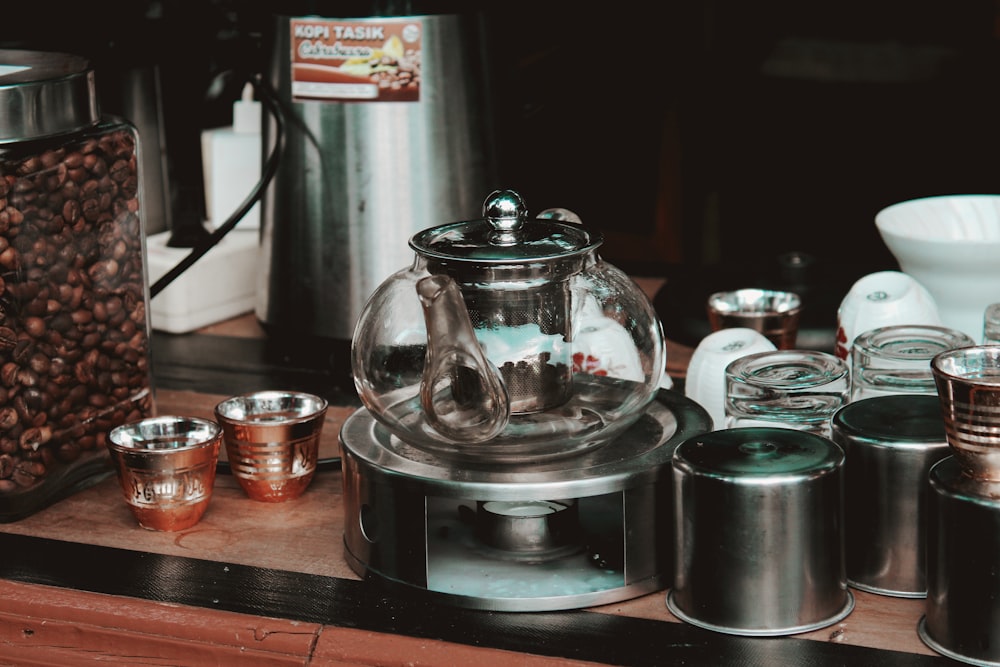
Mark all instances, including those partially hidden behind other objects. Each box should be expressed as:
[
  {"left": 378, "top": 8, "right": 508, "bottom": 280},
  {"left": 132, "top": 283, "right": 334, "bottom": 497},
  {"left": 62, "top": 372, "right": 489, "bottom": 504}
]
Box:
[
  {"left": 930, "top": 344, "right": 1000, "bottom": 384},
  {"left": 708, "top": 288, "right": 802, "bottom": 316},
  {"left": 725, "top": 350, "right": 848, "bottom": 389},
  {"left": 214, "top": 390, "right": 328, "bottom": 424},
  {"left": 108, "top": 415, "right": 221, "bottom": 452},
  {"left": 852, "top": 324, "right": 975, "bottom": 361}
]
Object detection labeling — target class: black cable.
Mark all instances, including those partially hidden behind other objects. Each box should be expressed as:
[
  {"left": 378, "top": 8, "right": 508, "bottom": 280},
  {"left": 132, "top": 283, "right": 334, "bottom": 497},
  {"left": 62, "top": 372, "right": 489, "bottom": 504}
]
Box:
[{"left": 149, "top": 72, "right": 285, "bottom": 299}]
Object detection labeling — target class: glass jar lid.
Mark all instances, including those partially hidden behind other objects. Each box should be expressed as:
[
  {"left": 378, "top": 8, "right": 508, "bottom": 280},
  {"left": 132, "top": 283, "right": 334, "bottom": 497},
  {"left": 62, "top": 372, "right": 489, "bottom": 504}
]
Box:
[
  {"left": 410, "top": 189, "right": 602, "bottom": 263},
  {"left": 0, "top": 49, "right": 99, "bottom": 143}
]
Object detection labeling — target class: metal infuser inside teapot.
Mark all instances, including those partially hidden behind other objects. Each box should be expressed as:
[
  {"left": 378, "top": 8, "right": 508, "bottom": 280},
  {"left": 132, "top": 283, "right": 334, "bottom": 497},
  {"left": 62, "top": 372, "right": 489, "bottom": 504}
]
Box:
[{"left": 350, "top": 189, "right": 667, "bottom": 462}]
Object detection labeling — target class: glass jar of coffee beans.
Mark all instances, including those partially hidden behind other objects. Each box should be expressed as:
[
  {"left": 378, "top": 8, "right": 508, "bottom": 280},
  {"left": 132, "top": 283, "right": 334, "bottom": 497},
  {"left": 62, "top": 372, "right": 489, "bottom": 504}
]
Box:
[{"left": 0, "top": 49, "right": 153, "bottom": 521}]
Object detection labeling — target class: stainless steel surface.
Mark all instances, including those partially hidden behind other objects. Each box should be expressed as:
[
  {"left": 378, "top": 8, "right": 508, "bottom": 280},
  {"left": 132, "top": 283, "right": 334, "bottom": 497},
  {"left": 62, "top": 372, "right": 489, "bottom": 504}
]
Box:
[
  {"left": 668, "top": 427, "right": 852, "bottom": 636},
  {"left": 117, "top": 65, "right": 171, "bottom": 235},
  {"left": 832, "top": 395, "right": 950, "bottom": 597},
  {"left": 338, "top": 389, "right": 712, "bottom": 612},
  {"left": 0, "top": 49, "right": 98, "bottom": 142},
  {"left": 473, "top": 499, "right": 580, "bottom": 559},
  {"left": 257, "top": 13, "right": 496, "bottom": 341},
  {"left": 921, "top": 456, "right": 1000, "bottom": 666}
]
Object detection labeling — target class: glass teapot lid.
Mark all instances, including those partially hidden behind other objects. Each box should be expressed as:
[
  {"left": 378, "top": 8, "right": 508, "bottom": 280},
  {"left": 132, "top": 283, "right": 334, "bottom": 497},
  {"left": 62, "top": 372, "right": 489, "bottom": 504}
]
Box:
[{"left": 410, "top": 189, "right": 602, "bottom": 263}]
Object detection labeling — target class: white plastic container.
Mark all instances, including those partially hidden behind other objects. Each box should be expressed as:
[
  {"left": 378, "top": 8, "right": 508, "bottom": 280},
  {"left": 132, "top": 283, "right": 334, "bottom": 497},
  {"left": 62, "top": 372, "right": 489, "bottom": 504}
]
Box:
[{"left": 201, "top": 82, "right": 261, "bottom": 230}]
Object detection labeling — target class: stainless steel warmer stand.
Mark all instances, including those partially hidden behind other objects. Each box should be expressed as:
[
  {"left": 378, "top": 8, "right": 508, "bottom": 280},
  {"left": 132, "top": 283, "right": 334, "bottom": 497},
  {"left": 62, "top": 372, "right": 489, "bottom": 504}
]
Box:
[{"left": 339, "top": 390, "right": 710, "bottom": 612}]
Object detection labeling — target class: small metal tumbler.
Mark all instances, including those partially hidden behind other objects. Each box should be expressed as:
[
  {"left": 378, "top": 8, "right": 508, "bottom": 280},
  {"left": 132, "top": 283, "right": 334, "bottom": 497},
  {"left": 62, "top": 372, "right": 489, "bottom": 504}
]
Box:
[
  {"left": 831, "top": 395, "right": 950, "bottom": 597},
  {"left": 931, "top": 345, "right": 1000, "bottom": 480},
  {"left": 667, "top": 427, "right": 853, "bottom": 636},
  {"left": 107, "top": 416, "right": 222, "bottom": 532},
  {"left": 214, "top": 391, "right": 328, "bottom": 502},
  {"left": 707, "top": 288, "right": 802, "bottom": 349}
]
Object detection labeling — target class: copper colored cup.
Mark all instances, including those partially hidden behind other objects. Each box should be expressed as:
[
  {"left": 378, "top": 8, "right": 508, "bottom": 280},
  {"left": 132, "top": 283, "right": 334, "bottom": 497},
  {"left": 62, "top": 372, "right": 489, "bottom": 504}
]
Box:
[
  {"left": 107, "top": 416, "right": 222, "bottom": 531},
  {"left": 931, "top": 345, "right": 1000, "bottom": 480},
  {"left": 707, "top": 288, "right": 802, "bottom": 350},
  {"left": 214, "top": 391, "right": 328, "bottom": 502}
]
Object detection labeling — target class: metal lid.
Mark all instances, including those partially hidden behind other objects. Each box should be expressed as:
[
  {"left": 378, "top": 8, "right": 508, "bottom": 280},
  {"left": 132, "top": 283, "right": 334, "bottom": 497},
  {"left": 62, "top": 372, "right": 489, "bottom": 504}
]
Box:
[
  {"left": 410, "top": 189, "right": 602, "bottom": 263},
  {"left": 0, "top": 49, "right": 99, "bottom": 143},
  {"left": 831, "top": 394, "right": 945, "bottom": 443},
  {"left": 673, "top": 427, "right": 843, "bottom": 479}
]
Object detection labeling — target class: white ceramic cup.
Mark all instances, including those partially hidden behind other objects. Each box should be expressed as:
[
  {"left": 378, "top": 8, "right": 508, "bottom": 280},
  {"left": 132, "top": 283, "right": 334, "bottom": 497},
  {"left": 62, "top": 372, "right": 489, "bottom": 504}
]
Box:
[
  {"left": 685, "top": 327, "right": 777, "bottom": 430},
  {"left": 834, "top": 271, "right": 942, "bottom": 361}
]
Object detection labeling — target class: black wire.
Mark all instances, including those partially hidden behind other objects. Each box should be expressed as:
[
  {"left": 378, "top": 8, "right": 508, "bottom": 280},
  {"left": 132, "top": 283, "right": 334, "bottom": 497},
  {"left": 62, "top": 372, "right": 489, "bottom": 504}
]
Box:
[{"left": 149, "top": 72, "right": 286, "bottom": 299}]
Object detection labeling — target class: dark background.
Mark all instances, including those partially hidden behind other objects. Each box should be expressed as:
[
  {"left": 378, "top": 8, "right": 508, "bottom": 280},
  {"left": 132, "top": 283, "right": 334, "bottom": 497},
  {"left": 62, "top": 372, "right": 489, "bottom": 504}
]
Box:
[{"left": 3, "top": 0, "right": 999, "bottom": 280}]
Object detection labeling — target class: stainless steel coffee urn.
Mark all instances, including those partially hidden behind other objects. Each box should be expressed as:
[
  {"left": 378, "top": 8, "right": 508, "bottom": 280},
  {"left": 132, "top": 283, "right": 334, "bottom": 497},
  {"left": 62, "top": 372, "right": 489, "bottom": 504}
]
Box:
[{"left": 256, "top": 7, "right": 497, "bottom": 343}]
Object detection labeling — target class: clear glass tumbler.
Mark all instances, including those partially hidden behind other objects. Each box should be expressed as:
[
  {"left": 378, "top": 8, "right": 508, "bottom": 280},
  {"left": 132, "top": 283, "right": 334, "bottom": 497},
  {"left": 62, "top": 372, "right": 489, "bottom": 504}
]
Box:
[
  {"left": 725, "top": 350, "right": 849, "bottom": 437},
  {"left": 850, "top": 325, "right": 975, "bottom": 401}
]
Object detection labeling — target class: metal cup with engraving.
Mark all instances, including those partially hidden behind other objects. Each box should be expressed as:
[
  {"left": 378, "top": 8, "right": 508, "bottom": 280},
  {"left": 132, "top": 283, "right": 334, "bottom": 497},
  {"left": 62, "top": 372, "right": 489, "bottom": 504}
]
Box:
[{"left": 107, "top": 416, "right": 222, "bottom": 532}]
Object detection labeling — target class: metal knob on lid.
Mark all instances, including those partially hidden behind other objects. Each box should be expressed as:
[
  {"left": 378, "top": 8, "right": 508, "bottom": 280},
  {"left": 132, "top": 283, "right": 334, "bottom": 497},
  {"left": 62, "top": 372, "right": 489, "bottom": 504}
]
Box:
[{"left": 483, "top": 188, "right": 527, "bottom": 245}]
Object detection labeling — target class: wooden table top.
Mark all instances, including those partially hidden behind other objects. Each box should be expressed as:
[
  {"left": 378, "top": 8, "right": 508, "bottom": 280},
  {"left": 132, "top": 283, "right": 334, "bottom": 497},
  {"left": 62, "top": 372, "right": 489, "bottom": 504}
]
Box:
[
  {"left": 0, "top": 385, "right": 946, "bottom": 664},
  {"left": 0, "top": 295, "right": 953, "bottom": 665}
]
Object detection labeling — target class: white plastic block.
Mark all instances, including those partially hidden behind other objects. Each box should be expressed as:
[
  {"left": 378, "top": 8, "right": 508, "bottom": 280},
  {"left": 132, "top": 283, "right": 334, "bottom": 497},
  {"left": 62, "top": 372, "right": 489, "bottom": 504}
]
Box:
[{"left": 146, "top": 230, "right": 258, "bottom": 334}]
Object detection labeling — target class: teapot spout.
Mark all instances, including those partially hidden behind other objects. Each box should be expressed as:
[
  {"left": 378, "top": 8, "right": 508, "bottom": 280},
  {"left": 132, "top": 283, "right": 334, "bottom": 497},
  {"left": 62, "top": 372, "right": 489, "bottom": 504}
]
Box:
[{"left": 417, "top": 275, "right": 510, "bottom": 443}]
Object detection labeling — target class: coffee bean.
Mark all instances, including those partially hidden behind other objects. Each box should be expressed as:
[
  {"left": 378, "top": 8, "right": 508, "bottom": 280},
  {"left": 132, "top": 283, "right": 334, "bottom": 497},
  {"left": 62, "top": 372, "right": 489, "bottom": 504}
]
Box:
[{"left": 0, "top": 126, "right": 152, "bottom": 494}]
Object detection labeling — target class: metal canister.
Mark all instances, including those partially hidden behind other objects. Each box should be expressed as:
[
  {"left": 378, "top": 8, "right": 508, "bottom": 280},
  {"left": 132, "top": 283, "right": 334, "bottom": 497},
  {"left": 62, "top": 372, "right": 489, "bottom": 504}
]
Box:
[
  {"left": 920, "top": 456, "right": 1000, "bottom": 665},
  {"left": 667, "top": 427, "right": 853, "bottom": 636},
  {"left": 831, "top": 394, "right": 950, "bottom": 597}
]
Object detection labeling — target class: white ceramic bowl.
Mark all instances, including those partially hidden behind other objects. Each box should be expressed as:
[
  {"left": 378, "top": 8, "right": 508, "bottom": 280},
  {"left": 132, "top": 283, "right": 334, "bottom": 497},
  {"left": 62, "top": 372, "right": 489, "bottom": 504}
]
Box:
[{"left": 876, "top": 195, "right": 1000, "bottom": 342}]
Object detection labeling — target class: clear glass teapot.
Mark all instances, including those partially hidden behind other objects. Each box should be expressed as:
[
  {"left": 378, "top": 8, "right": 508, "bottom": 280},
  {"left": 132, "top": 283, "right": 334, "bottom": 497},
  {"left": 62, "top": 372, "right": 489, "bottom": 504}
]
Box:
[{"left": 351, "top": 190, "right": 667, "bottom": 462}]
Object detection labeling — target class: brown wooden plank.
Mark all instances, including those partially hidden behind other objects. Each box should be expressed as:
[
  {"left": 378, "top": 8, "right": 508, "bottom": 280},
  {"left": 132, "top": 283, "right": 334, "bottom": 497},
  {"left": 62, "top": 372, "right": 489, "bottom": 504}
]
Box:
[{"left": 0, "top": 579, "right": 318, "bottom": 665}]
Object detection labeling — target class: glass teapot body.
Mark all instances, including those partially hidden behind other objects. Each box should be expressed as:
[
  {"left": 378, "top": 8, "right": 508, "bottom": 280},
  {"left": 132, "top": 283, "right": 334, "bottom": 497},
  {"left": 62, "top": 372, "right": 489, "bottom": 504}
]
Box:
[{"left": 350, "top": 191, "right": 666, "bottom": 463}]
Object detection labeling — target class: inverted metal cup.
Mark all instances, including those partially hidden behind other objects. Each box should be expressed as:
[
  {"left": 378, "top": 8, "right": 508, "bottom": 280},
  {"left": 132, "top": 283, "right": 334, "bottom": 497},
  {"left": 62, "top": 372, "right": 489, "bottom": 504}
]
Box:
[
  {"left": 921, "top": 456, "right": 1000, "bottom": 665},
  {"left": 214, "top": 391, "right": 328, "bottom": 502},
  {"left": 707, "top": 288, "right": 802, "bottom": 349},
  {"left": 107, "top": 416, "right": 222, "bottom": 532},
  {"left": 668, "top": 427, "right": 853, "bottom": 636},
  {"left": 931, "top": 345, "right": 1000, "bottom": 480},
  {"left": 831, "top": 395, "right": 950, "bottom": 597}
]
